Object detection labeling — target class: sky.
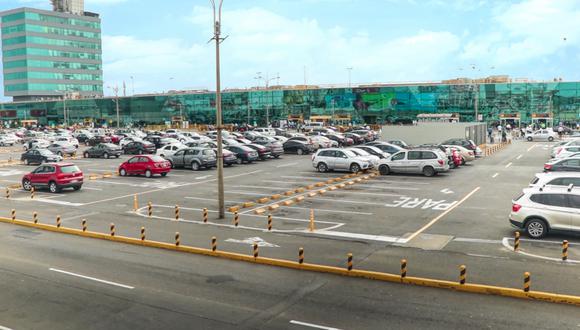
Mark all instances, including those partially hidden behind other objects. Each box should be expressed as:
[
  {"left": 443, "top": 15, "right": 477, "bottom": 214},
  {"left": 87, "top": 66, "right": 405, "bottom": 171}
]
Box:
[{"left": 0, "top": 0, "right": 579, "bottom": 98}]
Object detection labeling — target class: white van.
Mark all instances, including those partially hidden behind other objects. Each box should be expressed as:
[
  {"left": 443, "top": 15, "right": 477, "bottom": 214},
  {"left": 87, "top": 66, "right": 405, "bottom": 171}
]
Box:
[{"left": 253, "top": 127, "right": 276, "bottom": 136}]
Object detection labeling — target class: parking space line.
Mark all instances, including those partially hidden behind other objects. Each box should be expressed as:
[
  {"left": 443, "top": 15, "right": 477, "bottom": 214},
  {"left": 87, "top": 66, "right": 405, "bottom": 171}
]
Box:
[
  {"left": 405, "top": 186, "right": 481, "bottom": 243},
  {"left": 325, "top": 190, "right": 402, "bottom": 197},
  {"left": 492, "top": 173, "right": 499, "bottom": 178},
  {"left": 505, "top": 162, "right": 513, "bottom": 168},
  {"left": 49, "top": 268, "right": 134, "bottom": 289},
  {"left": 233, "top": 185, "right": 288, "bottom": 190},
  {"left": 276, "top": 162, "right": 298, "bottom": 168},
  {"left": 289, "top": 320, "right": 342, "bottom": 330},
  {"left": 262, "top": 180, "right": 300, "bottom": 184},
  {"left": 284, "top": 205, "right": 372, "bottom": 215},
  {"left": 516, "top": 154, "right": 523, "bottom": 160},
  {"left": 185, "top": 196, "right": 247, "bottom": 204},
  {"left": 311, "top": 197, "right": 388, "bottom": 206},
  {"left": 526, "top": 144, "right": 537, "bottom": 152},
  {"left": 359, "top": 184, "right": 419, "bottom": 191},
  {"left": 371, "top": 179, "right": 430, "bottom": 185}
]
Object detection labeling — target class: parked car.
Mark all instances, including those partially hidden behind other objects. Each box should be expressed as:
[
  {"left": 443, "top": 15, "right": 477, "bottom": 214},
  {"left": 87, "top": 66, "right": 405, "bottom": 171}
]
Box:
[
  {"left": 75, "top": 133, "right": 93, "bottom": 143},
  {"left": 55, "top": 136, "right": 79, "bottom": 148},
  {"left": 527, "top": 129, "right": 558, "bottom": 142},
  {"left": 348, "top": 147, "right": 380, "bottom": 168},
  {"left": 509, "top": 186, "right": 580, "bottom": 238},
  {"left": 354, "top": 145, "right": 390, "bottom": 159},
  {"left": 46, "top": 143, "right": 76, "bottom": 157},
  {"left": 529, "top": 172, "right": 580, "bottom": 188},
  {"left": 366, "top": 142, "right": 404, "bottom": 155},
  {"left": 552, "top": 145, "right": 580, "bottom": 159},
  {"left": 21, "top": 149, "right": 62, "bottom": 165},
  {"left": 252, "top": 136, "right": 284, "bottom": 158},
  {"left": 226, "top": 145, "right": 259, "bottom": 164},
  {"left": 120, "top": 136, "right": 143, "bottom": 148},
  {"left": 312, "top": 148, "right": 372, "bottom": 173},
  {"left": 84, "top": 143, "right": 122, "bottom": 159},
  {"left": 23, "top": 139, "right": 50, "bottom": 151},
  {"left": 309, "top": 135, "right": 336, "bottom": 148},
  {"left": 190, "top": 141, "right": 238, "bottom": 167},
  {"left": 243, "top": 131, "right": 265, "bottom": 141},
  {"left": 169, "top": 147, "right": 216, "bottom": 170},
  {"left": 0, "top": 135, "right": 16, "bottom": 146},
  {"left": 118, "top": 155, "right": 171, "bottom": 178},
  {"left": 86, "top": 135, "right": 112, "bottom": 146},
  {"left": 144, "top": 135, "right": 163, "bottom": 149},
  {"left": 440, "top": 138, "right": 481, "bottom": 157},
  {"left": 441, "top": 144, "right": 475, "bottom": 164},
  {"left": 344, "top": 132, "right": 365, "bottom": 144},
  {"left": 378, "top": 149, "right": 449, "bottom": 177},
  {"left": 21, "top": 163, "right": 83, "bottom": 193},
  {"left": 244, "top": 143, "right": 272, "bottom": 160},
  {"left": 283, "top": 140, "right": 314, "bottom": 155},
  {"left": 156, "top": 143, "right": 187, "bottom": 158},
  {"left": 252, "top": 127, "right": 276, "bottom": 136},
  {"left": 123, "top": 141, "right": 156, "bottom": 155},
  {"left": 350, "top": 129, "right": 376, "bottom": 142},
  {"left": 387, "top": 139, "right": 409, "bottom": 149},
  {"left": 288, "top": 136, "right": 318, "bottom": 149},
  {"left": 544, "top": 157, "right": 580, "bottom": 172}
]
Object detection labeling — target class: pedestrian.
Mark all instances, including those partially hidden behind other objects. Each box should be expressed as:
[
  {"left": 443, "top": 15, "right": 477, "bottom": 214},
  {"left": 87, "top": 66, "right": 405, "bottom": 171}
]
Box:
[
  {"left": 502, "top": 129, "right": 507, "bottom": 143},
  {"left": 558, "top": 125, "right": 563, "bottom": 139}
]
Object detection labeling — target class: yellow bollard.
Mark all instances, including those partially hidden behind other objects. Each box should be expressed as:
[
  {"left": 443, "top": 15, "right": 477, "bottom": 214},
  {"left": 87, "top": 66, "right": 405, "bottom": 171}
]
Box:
[
  {"left": 133, "top": 194, "right": 138, "bottom": 212},
  {"left": 203, "top": 208, "right": 208, "bottom": 223},
  {"left": 56, "top": 215, "right": 61, "bottom": 228},
  {"left": 6, "top": 188, "right": 9, "bottom": 199},
  {"left": 175, "top": 232, "right": 180, "bottom": 246},
  {"left": 401, "top": 259, "right": 407, "bottom": 278},
  {"left": 31, "top": 187, "right": 35, "bottom": 199},
  {"left": 11, "top": 209, "right": 15, "bottom": 221},
  {"left": 140, "top": 227, "right": 145, "bottom": 240},
  {"left": 147, "top": 202, "right": 152, "bottom": 217},
  {"left": 459, "top": 265, "right": 466, "bottom": 285},
  {"left": 211, "top": 236, "right": 217, "bottom": 251},
  {"left": 175, "top": 204, "right": 180, "bottom": 221},
  {"left": 347, "top": 253, "right": 353, "bottom": 271},
  {"left": 253, "top": 242, "right": 259, "bottom": 258},
  {"left": 33, "top": 212, "right": 38, "bottom": 224},
  {"left": 562, "top": 240, "right": 568, "bottom": 261},
  {"left": 298, "top": 247, "right": 304, "bottom": 264},
  {"left": 514, "top": 232, "right": 520, "bottom": 251},
  {"left": 524, "top": 272, "right": 531, "bottom": 292},
  {"left": 82, "top": 219, "right": 87, "bottom": 232},
  {"left": 233, "top": 211, "right": 239, "bottom": 227},
  {"left": 309, "top": 209, "right": 315, "bottom": 232},
  {"left": 267, "top": 214, "right": 272, "bottom": 231},
  {"left": 110, "top": 223, "right": 115, "bottom": 236}
]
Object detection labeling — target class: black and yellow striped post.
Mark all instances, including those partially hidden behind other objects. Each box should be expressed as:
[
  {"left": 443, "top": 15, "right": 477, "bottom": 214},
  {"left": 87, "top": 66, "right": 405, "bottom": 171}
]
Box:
[
  {"left": 347, "top": 253, "right": 353, "bottom": 271},
  {"left": 514, "top": 231, "right": 520, "bottom": 251},
  {"left": 562, "top": 240, "right": 569, "bottom": 261},
  {"left": 459, "top": 265, "right": 466, "bottom": 285},
  {"left": 82, "top": 219, "right": 87, "bottom": 232},
  {"left": 401, "top": 259, "right": 407, "bottom": 278},
  {"left": 267, "top": 214, "right": 272, "bottom": 231},
  {"left": 140, "top": 227, "right": 145, "bottom": 240},
  {"left": 253, "top": 242, "right": 259, "bottom": 258},
  {"left": 30, "top": 187, "right": 34, "bottom": 199},
  {"left": 5, "top": 188, "right": 9, "bottom": 199},
  {"left": 33, "top": 212, "right": 38, "bottom": 224},
  {"left": 10, "top": 209, "right": 15, "bottom": 221},
  {"left": 233, "top": 211, "right": 239, "bottom": 227},
  {"left": 175, "top": 204, "right": 180, "bottom": 221},
  {"left": 110, "top": 223, "right": 115, "bottom": 236},
  {"left": 298, "top": 247, "right": 304, "bottom": 264},
  {"left": 147, "top": 202, "right": 152, "bottom": 217},
  {"left": 203, "top": 208, "right": 208, "bottom": 223},
  {"left": 175, "top": 232, "right": 180, "bottom": 246},
  {"left": 523, "top": 272, "right": 531, "bottom": 292},
  {"left": 56, "top": 215, "right": 61, "bottom": 228},
  {"left": 211, "top": 236, "right": 217, "bottom": 251}
]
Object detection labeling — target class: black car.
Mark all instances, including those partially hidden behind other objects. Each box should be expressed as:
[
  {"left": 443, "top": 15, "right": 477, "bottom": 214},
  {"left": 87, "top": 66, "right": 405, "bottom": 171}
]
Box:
[
  {"left": 76, "top": 133, "right": 92, "bottom": 143},
  {"left": 21, "top": 149, "right": 62, "bottom": 165},
  {"left": 144, "top": 135, "right": 163, "bottom": 149},
  {"left": 283, "top": 140, "right": 313, "bottom": 155},
  {"left": 226, "top": 145, "right": 259, "bottom": 164},
  {"left": 86, "top": 135, "right": 111, "bottom": 146},
  {"left": 244, "top": 143, "right": 271, "bottom": 160},
  {"left": 83, "top": 143, "right": 122, "bottom": 159},
  {"left": 344, "top": 132, "right": 365, "bottom": 144},
  {"left": 123, "top": 141, "right": 156, "bottom": 154},
  {"left": 544, "top": 158, "right": 580, "bottom": 172},
  {"left": 325, "top": 133, "right": 347, "bottom": 146}
]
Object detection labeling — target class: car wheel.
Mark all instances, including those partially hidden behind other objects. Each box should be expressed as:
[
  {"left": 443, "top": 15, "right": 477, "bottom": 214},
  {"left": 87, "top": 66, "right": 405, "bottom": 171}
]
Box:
[
  {"left": 120, "top": 168, "right": 127, "bottom": 176},
  {"left": 317, "top": 162, "right": 328, "bottom": 173},
  {"left": 145, "top": 169, "right": 152, "bottom": 178},
  {"left": 48, "top": 181, "right": 60, "bottom": 193},
  {"left": 24, "top": 159, "right": 29, "bottom": 165},
  {"left": 191, "top": 161, "right": 200, "bottom": 171},
  {"left": 236, "top": 158, "right": 243, "bottom": 165},
  {"left": 461, "top": 158, "right": 466, "bottom": 165},
  {"left": 527, "top": 137, "right": 532, "bottom": 142},
  {"left": 160, "top": 172, "right": 167, "bottom": 177},
  {"left": 525, "top": 218, "right": 548, "bottom": 239},
  {"left": 548, "top": 137, "right": 554, "bottom": 142},
  {"left": 350, "top": 163, "right": 361, "bottom": 173},
  {"left": 423, "top": 166, "right": 435, "bottom": 177},
  {"left": 22, "top": 179, "right": 32, "bottom": 191},
  {"left": 104, "top": 152, "right": 110, "bottom": 159},
  {"left": 296, "top": 148, "right": 304, "bottom": 155},
  {"left": 57, "top": 151, "right": 63, "bottom": 156},
  {"left": 73, "top": 186, "right": 81, "bottom": 191},
  {"left": 379, "top": 164, "right": 390, "bottom": 175},
  {"left": 115, "top": 155, "right": 120, "bottom": 158},
  {"left": 84, "top": 152, "right": 89, "bottom": 158}
]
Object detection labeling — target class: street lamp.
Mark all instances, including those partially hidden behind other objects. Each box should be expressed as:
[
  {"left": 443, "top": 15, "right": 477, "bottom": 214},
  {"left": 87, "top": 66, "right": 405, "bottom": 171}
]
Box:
[
  {"left": 107, "top": 85, "right": 121, "bottom": 128},
  {"left": 210, "top": 0, "right": 226, "bottom": 219}
]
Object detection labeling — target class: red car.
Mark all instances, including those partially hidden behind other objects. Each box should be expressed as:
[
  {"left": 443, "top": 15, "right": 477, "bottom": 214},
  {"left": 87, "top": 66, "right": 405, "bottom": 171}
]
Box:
[
  {"left": 21, "top": 162, "right": 83, "bottom": 193},
  {"left": 119, "top": 155, "right": 171, "bottom": 178}
]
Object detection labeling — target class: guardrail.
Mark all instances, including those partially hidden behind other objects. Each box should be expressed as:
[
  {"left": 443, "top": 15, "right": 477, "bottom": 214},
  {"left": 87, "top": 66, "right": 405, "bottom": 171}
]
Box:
[{"left": 482, "top": 140, "right": 512, "bottom": 157}]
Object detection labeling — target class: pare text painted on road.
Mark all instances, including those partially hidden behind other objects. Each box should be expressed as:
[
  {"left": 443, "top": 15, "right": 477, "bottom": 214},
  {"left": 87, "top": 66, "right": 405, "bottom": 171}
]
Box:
[{"left": 385, "top": 196, "right": 458, "bottom": 211}]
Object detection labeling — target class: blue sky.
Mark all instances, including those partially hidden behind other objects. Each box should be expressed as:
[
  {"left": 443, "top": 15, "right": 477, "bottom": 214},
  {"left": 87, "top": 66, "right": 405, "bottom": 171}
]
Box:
[{"left": 1, "top": 0, "right": 579, "bottom": 98}]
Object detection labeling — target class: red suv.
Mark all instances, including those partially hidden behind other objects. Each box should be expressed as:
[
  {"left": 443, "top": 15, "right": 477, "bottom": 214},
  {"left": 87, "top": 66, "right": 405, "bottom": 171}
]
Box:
[
  {"left": 22, "top": 163, "right": 83, "bottom": 193},
  {"left": 119, "top": 155, "right": 171, "bottom": 178}
]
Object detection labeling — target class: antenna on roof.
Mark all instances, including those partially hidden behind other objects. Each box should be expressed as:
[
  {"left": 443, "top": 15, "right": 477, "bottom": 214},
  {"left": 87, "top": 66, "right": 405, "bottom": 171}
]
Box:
[{"left": 568, "top": 184, "right": 574, "bottom": 192}]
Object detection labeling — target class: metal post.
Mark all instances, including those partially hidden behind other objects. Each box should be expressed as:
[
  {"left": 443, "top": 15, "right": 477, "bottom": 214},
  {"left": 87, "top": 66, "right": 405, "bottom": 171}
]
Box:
[{"left": 211, "top": 0, "right": 225, "bottom": 219}]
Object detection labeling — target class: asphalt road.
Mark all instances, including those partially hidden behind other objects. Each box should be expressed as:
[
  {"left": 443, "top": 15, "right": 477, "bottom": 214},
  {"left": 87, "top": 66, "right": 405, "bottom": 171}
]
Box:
[{"left": 0, "top": 140, "right": 578, "bottom": 329}]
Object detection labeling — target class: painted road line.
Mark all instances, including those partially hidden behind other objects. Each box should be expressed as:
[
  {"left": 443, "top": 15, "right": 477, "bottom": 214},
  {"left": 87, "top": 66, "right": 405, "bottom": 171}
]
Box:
[
  {"left": 49, "top": 268, "right": 135, "bottom": 289},
  {"left": 370, "top": 179, "right": 430, "bottom": 185},
  {"left": 326, "top": 190, "right": 402, "bottom": 197},
  {"left": 505, "top": 162, "right": 513, "bottom": 168},
  {"left": 185, "top": 196, "right": 247, "bottom": 204},
  {"left": 0, "top": 325, "right": 14, "bottom": 330},
  {"left": 453, "top": 237, "right": 502, "bottom": 244},
  {"left": 81, "top": 187, "right": 103, "bottom": 191},
  {"left": 516, "top": 154, "right": 523, "bottom": 160},
  {"left": 262, "top": 180, "right": 300, "bottom": 185},
  {"left": 405, "top": 186, "right": 481, "bottom": 243},
  {"left": 501, "top": 238, "right": 580, "bottom": 264},
  {"left": 492, "top": 173, "right": 499, "bottom": 178},
  {"left": 284, "top": 205, "right": 372, "bottom": 215},
  {"left": 289, "top": 320, "right": 342, "bottom": 330},
  {"left": 314, "top": 231, "right": 401, "bottom": 243},
  {"left": 527, "top": 144, "right": 537, "bottom": 152},
  {"left": 281, "top": 176, "right": 321, "bottom": 181},
  {"left": 195, "top": 175, "right": 212, "bottom": 180},
  {"left": 225, "top": 191, "right": 266, "bottom": 196},
  {"left": 466, "top": 254, "right": 509, "bottom": 260},
  {"left": 276, "top": 162, "right": 298, "bottom": 168},
  {"left": 233, "top": 185, "right": 288, "bottom": 190},
  {"left": 311, "top": 197, "right": 391, "bottom": 206},
  {"left": 26, "top": 198, "right": 84, "bottom": 206},
  {"left": 62, "top": 212, "right": 100, "bottom": 221},
  {"left": 357, "top": 184, "right": 419, "bottom": 191}
]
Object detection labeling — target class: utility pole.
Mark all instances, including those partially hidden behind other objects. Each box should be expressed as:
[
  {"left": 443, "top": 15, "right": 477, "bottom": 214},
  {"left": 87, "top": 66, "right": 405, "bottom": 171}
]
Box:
[{"left": 211, "top": 0, "right": 225, "bottom": 219}]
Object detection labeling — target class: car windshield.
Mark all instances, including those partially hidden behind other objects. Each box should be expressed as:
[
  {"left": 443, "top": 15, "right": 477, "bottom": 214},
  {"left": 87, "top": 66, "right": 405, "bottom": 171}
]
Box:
[{"left": 60, "top": 165, "right": 80, "bottom": 173}]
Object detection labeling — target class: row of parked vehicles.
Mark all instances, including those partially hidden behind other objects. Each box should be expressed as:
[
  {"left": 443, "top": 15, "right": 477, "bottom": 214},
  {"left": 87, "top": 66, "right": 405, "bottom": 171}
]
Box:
[{"left": 510, "top": 137, "right": 580, "bottom": 239}]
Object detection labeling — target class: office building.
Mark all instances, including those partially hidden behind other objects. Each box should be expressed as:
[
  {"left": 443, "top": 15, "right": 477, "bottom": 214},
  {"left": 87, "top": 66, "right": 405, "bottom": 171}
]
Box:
[{"left": 51, "top": 0, "right": 85, "bottom": 16}]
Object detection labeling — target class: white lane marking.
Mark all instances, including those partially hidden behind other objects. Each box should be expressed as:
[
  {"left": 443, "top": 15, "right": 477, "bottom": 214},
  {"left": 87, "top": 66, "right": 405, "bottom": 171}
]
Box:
[
  {"left": 0, "top": 325, "right": 14, "bottom": 330},
  {"left": 29, "top": 199, "right": 83, "bottom": 206},
  {"left": 516, "top": 154, "right": 523, "bottom": 160},
  {"left": 49, "top": 268, "right": 135, "bottom": 289},
  {"left": 281, "top": 176, "right": 322, "bottom": 181},
  {"left": 233, "top": 185, "right": 287, "bottom": 190},
  {"left": 492, "top": 173, "right": 499, "bottom": 178},
  {"left": 225, "top": 237, "right": 279, "bottom": 247},
  {"left": 276, "top": 162, "right": 298, "bottom": 168},
  {"left": 313, "top": 231, "right": 401, "bottom": 243},
  {"left": 357, "top": 184, "right": 419, "bottom": 191},
  {"left": 290, "top": 320, "right": 342, "bottom": 330},
  {"left": 440, "top": 188, "right": 454, "bottom": 194},
  {"left": 196, "top": 175, "right": 212, "bottom": 180},
  {"left": 262, "top": 180, "right": 300, "bottom": 184},
  {"left": 225, "top": 191, "right": 266, "bottom": 196},
  {"left": 505, "top": 162, "right": 513, "bottom": 168},
  {"left": 82, "top": 186, "right": 103, "bottom": 191},
  {"left": 405, "top": 186, "right": 481, "bottom": 242},
  {"left": 185, "top": 196, "right": 247, "bottom": 204},
  {"left": 453, "top": 237, "right": 502, "bottom": 244},
  {"left": 466, "top": 253, "right": 509, "bottom": 260},
  {"left": 501, "top": 238, "right": 580, "bottom": 264},
  {"left": 526, "top": 144, "right": 537, "bottom": 152},
  {"left": 371, "top": 179, "right": 430, "bottom": 185},
  {"left": 322, "top": 190, "right": 402, "bottom": 197},
  {"left": 284, "top": 206, "right": 372, "bottom": 215},
  {"left": 311, "top": 197, "right": 393, "bottom": 206}
]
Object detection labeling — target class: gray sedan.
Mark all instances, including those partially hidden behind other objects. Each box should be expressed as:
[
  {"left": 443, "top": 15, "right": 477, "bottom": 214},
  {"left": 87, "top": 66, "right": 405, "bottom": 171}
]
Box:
[
  {"left": 47, "top": 143, "right": 77, "bottom": 156},
  {"left": 168, "top": 147, "right": 217, "bottom": 171}
]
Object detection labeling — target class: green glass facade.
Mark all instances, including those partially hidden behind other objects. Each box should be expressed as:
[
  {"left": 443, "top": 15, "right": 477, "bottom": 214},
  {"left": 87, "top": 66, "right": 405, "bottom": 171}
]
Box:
[
  {"left": 0, "top": 7, "right": 103, "bottom": 100},
  {"left": 0, "top": 82, "right": 578, "bottom": 126}
]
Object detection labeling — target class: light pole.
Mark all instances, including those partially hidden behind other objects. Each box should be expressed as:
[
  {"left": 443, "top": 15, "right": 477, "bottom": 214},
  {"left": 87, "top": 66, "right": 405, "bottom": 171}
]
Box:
[
  {"left": 107, "top": 85, "right": 121, "bottom": 128},
  {"left": 211, "top": 0, "right": 225, "bottom": 219}
]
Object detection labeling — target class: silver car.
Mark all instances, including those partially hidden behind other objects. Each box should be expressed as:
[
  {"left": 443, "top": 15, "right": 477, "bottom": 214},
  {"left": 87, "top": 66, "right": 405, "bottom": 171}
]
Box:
[
  {"left": 312, "top": 148, "right": 372, "bottom": 173},
  {"left": 47, "top": 142, "right": 77, "bottom": 156},
  {"left": 169, "top": 147, "right": 216, "bottom": 171},
  {"left": 510, "top": 186, "right": 580, "bottom": 238},
  {"left": 378, "top": 149, "right": 450, "bottom": 177}
]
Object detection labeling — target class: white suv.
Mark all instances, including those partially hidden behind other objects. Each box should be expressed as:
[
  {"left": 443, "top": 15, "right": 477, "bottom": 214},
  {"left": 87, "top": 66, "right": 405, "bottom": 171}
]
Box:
[
  {"left": 509, "top": 186, "right": 580, "bottom": 238},
  {"left": 312, "top": 148, "right": 372, "bottom": 173}
]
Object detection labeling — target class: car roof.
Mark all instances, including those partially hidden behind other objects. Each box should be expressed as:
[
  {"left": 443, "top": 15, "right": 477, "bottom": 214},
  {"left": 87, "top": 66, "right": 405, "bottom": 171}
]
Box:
[
  {"left": 535, "top": 171, "right": 580, "bottom": 178},
  {"left": 526, "top": 185, "right": 580, "bottom": 195}
]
